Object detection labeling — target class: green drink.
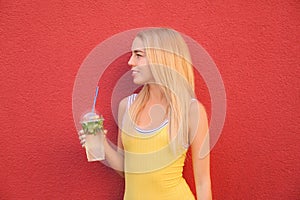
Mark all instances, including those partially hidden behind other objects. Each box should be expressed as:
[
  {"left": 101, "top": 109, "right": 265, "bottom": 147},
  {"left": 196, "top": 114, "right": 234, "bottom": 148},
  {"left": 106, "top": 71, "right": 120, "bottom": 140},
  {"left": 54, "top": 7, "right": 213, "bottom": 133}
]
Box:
[{"left": 80, "top": 112, "right": 105, "bottom": 162}]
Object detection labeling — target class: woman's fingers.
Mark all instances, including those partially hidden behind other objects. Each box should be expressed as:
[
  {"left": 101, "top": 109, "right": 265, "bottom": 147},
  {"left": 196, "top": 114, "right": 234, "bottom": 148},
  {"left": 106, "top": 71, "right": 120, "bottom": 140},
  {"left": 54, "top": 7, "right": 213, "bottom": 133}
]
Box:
[
  {"left": 103, "top": 129, "right": 108, "bottom": 136},
  {"left": 78, "top": 130, "right": 86, "bottom": 147},
  {"left": 78, "top": 129, "right": 107, "bottom": 147},
  {"left": 79, "top": 134, "right": 86, "bottom": 140},
  {"left": 78, "top": 129, "right": 84, "bottom": 136},
  {"left": 80, "top": 138, "right": 86, "bottom": 147}
]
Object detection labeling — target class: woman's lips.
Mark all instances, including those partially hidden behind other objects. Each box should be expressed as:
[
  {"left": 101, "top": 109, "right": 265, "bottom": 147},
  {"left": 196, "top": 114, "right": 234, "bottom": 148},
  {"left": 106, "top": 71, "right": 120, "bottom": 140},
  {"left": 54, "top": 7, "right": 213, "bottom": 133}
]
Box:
[{"left": 132, "top": 70, "right": 139, "bottom": 77}]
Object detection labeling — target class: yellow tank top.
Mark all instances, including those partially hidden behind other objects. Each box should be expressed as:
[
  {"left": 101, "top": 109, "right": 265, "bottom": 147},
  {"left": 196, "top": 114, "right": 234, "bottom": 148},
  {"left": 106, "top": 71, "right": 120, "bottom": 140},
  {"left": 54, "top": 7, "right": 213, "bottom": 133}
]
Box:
[{"left": 121, "top": 94, "right": 195, "bottom": 200}]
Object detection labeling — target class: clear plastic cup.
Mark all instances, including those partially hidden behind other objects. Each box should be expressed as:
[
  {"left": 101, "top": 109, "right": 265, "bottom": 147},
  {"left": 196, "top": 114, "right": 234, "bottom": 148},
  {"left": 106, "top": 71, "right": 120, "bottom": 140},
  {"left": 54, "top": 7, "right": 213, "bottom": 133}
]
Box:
[{"left": 80, "top": 112, "right": 105, "bottom": 162}]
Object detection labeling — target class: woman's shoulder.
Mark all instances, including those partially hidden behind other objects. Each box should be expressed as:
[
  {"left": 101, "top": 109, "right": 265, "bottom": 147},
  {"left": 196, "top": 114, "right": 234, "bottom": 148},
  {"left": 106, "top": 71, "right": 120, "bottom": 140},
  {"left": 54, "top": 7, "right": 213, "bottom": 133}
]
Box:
[
  {"left": 119, "top": 94, "right": 138, "bottom": 110},
  {"left": 188, "top": 98, "right": 208, "bottom": 140},
  {"left": 189, "top": 98, "right": 207, "bottom": 119}
]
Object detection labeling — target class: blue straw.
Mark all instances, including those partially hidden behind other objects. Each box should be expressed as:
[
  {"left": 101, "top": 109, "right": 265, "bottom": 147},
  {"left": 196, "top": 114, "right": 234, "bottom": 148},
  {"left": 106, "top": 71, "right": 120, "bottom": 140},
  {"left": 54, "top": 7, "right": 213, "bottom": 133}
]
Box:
[{"left": 92, "top": 86, "right": 99, "bottom": 113}]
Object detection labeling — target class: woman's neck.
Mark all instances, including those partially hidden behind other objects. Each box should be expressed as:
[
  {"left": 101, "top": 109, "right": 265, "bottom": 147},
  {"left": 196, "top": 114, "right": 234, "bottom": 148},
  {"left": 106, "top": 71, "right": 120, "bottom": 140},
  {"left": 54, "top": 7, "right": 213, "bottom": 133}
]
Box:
[
  {"left": 148, "top": 84, "right": 166, "bottom": 104},
  {"left": 146, "top": 83, "right": 169, "bottom": 121}
]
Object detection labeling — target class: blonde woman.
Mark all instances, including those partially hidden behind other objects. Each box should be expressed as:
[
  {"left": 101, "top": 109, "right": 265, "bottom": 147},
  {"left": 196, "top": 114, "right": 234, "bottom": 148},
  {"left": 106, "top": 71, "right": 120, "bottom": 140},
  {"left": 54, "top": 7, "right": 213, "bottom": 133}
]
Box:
[{"left": 79, "top": 28, "right": 212, "bottom": 200}]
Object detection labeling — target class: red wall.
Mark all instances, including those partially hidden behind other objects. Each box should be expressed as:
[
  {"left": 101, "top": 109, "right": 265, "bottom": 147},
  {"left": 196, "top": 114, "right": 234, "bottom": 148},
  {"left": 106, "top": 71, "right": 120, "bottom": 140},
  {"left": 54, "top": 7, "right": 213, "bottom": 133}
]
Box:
[{"left": 1, "top": 1, "right": 299, "bottom": 199}]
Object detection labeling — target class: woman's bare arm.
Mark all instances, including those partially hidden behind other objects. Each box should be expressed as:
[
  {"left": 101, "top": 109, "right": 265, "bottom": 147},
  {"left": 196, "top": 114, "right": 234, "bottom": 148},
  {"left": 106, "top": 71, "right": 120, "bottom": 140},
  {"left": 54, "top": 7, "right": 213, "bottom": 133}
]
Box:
[
  {"left": 102, "top": 97, "right": 128, "bottom": 177},
  {"left": 189, "top": 100, "right": 212, "bottom": 200}
]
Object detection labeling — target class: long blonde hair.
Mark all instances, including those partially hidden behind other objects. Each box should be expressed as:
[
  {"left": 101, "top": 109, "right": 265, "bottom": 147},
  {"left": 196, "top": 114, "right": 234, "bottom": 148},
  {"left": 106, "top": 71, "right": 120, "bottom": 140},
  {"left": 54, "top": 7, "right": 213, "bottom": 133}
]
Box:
[{"left": 129, "top": 28, "right": 195, "bottom": 150}]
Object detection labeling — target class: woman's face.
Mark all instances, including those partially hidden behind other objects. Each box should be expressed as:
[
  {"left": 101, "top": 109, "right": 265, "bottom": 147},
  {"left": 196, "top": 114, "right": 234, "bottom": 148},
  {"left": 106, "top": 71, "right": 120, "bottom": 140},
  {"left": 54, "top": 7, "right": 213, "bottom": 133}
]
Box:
[{"left": 128, "top": 37, "right": 155, "bottom": 85}]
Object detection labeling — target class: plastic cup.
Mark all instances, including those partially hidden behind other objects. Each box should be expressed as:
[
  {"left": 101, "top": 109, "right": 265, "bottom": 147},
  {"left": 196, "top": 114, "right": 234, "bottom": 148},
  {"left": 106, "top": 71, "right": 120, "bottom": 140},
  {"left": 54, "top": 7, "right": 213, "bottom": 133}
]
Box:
[{"left": 80, "top": 112, "right": 105, "bottom": 162}]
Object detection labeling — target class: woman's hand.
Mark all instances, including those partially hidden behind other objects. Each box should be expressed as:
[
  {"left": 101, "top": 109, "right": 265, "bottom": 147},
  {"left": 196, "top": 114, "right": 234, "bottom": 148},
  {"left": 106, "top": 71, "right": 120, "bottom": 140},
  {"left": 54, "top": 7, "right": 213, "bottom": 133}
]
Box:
[
  {"left": 78, "top": 129, "right": 108, "bottom": 148},
  {"left": 78, "top": 130, "right": 86, "bottom": 147}
]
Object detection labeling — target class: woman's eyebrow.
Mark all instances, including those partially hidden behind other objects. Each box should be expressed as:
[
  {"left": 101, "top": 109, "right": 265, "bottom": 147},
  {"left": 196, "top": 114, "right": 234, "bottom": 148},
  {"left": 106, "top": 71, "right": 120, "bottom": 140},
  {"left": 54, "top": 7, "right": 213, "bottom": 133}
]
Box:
[{"left": 133, "top": 50, "right": 145, "bottom": 54}]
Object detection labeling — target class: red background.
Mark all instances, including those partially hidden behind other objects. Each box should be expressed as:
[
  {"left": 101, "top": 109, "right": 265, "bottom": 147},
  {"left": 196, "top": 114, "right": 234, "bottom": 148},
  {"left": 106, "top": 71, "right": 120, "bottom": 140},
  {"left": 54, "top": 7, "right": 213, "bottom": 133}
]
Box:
[{"left": 1, "top": 1, "right": 299, "bottom": 199}]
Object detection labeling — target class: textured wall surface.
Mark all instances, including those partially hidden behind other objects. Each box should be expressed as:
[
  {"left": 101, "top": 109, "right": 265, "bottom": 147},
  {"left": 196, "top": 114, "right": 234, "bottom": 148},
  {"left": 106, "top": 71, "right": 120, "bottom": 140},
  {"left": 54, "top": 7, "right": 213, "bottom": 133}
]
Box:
[{"left": 1, "top": 1, "right": 299, "bottom": 199}]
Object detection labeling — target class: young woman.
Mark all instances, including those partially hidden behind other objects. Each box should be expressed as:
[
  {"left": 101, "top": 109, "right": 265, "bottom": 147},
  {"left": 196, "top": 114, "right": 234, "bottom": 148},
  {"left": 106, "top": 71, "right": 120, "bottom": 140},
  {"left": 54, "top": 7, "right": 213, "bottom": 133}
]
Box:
[{"left": 79, "top": 28, "right": 212, "bottom": 200}]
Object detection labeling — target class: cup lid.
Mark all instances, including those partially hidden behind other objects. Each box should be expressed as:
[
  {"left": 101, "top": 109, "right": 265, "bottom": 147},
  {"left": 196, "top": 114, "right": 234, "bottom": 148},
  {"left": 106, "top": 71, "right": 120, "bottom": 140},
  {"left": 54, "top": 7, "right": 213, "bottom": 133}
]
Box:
[{"left": 80, "top": 112, "right": 103, "bottom": 123}]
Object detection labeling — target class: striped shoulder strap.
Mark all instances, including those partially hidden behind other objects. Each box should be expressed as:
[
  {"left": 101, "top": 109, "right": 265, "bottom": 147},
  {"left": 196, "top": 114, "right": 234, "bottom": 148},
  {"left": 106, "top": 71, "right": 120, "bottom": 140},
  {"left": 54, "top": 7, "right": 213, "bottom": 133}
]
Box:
[{"left": 127, "top": 93, "right": 138, "bottom": 109}]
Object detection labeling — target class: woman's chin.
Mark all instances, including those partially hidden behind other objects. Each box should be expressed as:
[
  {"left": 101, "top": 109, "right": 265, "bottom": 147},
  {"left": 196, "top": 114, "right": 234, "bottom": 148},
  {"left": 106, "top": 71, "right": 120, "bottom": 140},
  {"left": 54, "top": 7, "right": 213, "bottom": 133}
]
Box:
[{"left": 133, "top": 79, "right": 143, "bottom": 85}]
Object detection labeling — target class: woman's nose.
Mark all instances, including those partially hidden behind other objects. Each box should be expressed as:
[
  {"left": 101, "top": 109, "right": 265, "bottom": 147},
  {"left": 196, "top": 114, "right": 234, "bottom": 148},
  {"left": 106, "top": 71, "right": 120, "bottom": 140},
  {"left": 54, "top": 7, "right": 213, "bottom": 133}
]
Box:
[{"left": 128, "top": 55, "right": 135, "bottom": 68}]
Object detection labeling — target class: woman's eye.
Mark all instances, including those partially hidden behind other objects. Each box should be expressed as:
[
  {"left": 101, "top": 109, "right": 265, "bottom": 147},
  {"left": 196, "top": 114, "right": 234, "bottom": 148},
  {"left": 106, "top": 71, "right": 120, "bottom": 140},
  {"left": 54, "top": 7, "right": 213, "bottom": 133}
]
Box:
[{"left": 136, "top": 54, "right": 142, "bottom": 57}]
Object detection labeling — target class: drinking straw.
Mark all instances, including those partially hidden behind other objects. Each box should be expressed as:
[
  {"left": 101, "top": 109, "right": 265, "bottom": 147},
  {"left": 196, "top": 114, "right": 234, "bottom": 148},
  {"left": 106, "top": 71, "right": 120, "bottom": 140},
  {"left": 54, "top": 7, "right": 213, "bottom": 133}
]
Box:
[{"left": 92, "top": 86, "right": 99, "bottom": 113}]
